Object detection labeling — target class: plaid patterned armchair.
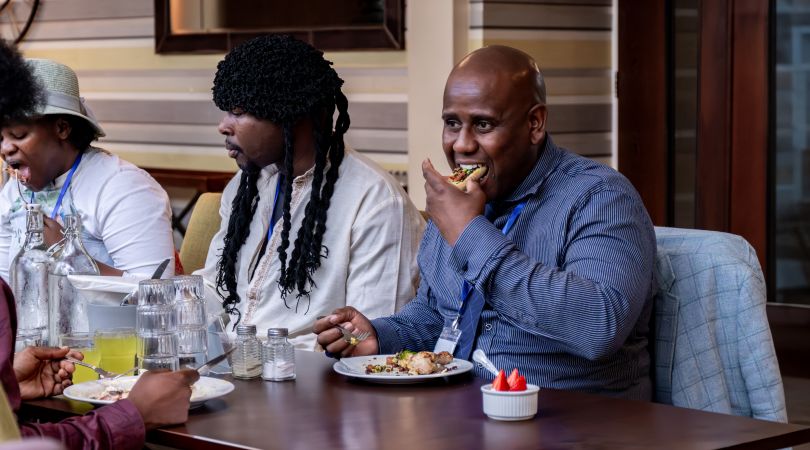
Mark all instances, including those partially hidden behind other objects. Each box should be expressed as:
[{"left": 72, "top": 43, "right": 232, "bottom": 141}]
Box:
[{"left": 652, "top": 227, "right": 787, "bottom": 422}]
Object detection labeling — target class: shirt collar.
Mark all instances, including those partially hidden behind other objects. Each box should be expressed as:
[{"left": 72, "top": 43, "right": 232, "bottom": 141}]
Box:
[
  {"left": 500, "top": 133, "right": 564, "bottom": 204},
  {"left": 259, "top": 160, "right": 328, "bottom": 186}
]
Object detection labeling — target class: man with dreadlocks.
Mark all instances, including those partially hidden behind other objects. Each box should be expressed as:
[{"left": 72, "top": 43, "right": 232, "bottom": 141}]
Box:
[{"left": 196, "top": 35, "right": 424, "bottom": 348}]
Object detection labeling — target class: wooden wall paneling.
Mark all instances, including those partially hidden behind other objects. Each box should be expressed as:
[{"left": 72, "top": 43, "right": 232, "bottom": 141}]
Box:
[
  {"left": 696, "top": 0, "right": 732, "bottom": 232},
  {"left": 617, "top": 0, "right": 668, "bottom": 225},
  {"left": 36, "top": 0, "right": 153, "bottom": 21},
  {"left": 696, "top": 0, "right": 769, "bottom": 271},
  {"left": 474, "top": 1, "right": 614, "bottom": 163},
  {"left": 478, "top": 3, "right": 611, "bottom": 29},
  {"left": 729, "top": 0, "right": 769, "bottom": 272}
]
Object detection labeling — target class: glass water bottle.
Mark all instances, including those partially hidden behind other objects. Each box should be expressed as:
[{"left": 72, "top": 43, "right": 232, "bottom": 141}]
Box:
[
  {"left": 11, "top": 204, "right": 52, "bottom": 346},
  {"left": 231, "top": 324, "right": 262, "bottom": 379},
  {"left": 49, "top": 214, "right": 99, "bottom": 346}
]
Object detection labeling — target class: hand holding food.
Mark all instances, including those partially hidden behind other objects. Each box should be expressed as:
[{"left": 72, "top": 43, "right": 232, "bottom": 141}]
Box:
[
  {"left": 127, "top": 369, "right": 200, "bottom": 430},
  {"left": 421, "top": 159, "right": 487, "bottom": 246},
  {"left": 448, "top": 165, "right": 488, "bottom": 192}
]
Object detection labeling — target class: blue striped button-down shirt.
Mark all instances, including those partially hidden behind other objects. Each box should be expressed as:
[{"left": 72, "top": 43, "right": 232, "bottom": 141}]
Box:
[{"left": 371, "top": 135, "right": 656, "bottom": 399}]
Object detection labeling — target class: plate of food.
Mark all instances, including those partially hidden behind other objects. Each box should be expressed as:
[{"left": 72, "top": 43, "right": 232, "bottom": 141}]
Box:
[
  {"left": 63, "top": 376, "right": 234, "bottom": 408},
  {"left": 333, "top": 350, "right": 474, "bottom": 384}
]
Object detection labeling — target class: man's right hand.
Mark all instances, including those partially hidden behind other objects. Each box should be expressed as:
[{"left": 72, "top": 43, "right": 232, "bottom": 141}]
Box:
[
  {"left": 313, "top": 307, "right": 379, "bottom": 358},
  {"left": 127, "top": 369, "right": 200, "bottom": 430}
]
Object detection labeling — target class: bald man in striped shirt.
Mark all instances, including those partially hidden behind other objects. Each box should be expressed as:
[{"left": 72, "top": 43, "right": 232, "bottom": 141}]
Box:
[{"left": 315, "top": 45, "right": 656, "bottom": 400}]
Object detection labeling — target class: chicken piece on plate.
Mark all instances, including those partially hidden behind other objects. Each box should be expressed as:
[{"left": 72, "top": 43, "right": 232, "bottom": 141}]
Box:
[
  {"left": 435, "top": 351, "right": 453, "bottom": 365},
  {"left": 407, "top": 351, "right": 438, "bottom": 375}
]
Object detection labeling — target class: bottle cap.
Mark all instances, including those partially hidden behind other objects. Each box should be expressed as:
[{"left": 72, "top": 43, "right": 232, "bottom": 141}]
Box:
[
  {"left": 267, "top": 328, "right": 288, "bottom": 337},
  {"left": 237, "top": 324, "right": 257, "bottom": 336}
]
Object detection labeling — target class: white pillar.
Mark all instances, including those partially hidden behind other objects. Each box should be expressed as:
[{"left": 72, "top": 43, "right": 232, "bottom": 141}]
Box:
[{"left": 406, "top": 0, "right": 469, "bottom": 209}]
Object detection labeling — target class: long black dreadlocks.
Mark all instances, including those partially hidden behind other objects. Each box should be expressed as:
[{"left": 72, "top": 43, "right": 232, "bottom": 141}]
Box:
[
  {"left": 0, "top": 41, "right": 43, "bottom": 126},
  {"left": 212, "top": 35, "right": 350, "bottom": 323}
]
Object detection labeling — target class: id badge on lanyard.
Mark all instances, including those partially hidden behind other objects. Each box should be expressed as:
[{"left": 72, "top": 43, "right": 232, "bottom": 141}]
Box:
[{"left": 433, "top": 202, "right": 526, "bottom": 354}]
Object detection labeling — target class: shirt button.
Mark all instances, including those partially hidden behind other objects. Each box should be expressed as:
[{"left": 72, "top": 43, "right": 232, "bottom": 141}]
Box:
[
  {"left": 462, "top": 264, "right": 469, "bottom": 271},
  {"left": 484, "top": 323, "right": 493, "bottom": 331},
  {"left": 477, "top": 363, "right": 483, "bottom": 369}
]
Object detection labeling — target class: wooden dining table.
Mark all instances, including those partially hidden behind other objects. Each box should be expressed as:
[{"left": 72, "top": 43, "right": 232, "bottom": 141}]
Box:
[{"left": 20, "top": 350, "right": 810, "bottom": 449}]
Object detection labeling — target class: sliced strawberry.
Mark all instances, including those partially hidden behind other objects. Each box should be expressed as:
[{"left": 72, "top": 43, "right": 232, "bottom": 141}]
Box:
[
  {"left": 509, "top": 375, "right": 527, "bottom": 391},
  {"left": 507, "top": 368, "right": 520, "bottom": 388},
  {"left": 492, "top": 369, "right": 509, "bottom": 391}
]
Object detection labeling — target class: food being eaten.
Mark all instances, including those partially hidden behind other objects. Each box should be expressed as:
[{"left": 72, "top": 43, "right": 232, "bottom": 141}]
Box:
[
  {"left": 94, "top": 383, "right": 129, "bottom": 401},
  {"left": 365, "top": 350, "right": 455, "bottom": 375},
  {"left": 448, "top": 164, "right": 487, "bottom": 192},
  {"left": 4, "top": 166, "right": 28, "bottom": 183},
  {"left": 88, "top": 379, "right": 199, "bottom": 402}
]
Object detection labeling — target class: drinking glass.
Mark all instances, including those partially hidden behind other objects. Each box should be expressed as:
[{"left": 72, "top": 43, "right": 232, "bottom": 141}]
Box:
[
  {"left": 95, "top": 328, "right": 137, "bottom": 375},
  {"left": 136, "top": 279, "right": 178, "bottom": 371},
  {"left": 206, "top": 312, "right": 233, "bottom": 375},
  {"left": 137, "top": 333, "right": 179, "bottom": 371},
  {"left": 174, "top": 275, "right": 207, "bottom": 368},
  {"left": 14, "top": 330, "right": 42, "bottom": 353},
  {"left": 60, "top": 333, "right": 100, "bottom": 384}
]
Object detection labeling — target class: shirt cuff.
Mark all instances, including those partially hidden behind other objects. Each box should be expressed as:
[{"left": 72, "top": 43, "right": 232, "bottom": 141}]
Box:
[
  {"left": 370, "top": 318, "right": 403, "bottom": 354},
  {"left": 98, "top": 399, "right": 146, "bottom": 449},
  {"left": 450, "top": 215, "right": 511, "bottom": 284}
]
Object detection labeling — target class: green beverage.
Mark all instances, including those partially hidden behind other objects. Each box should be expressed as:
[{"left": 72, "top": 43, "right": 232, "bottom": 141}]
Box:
[
  {"left": 73, "top": 348, "right": 101, "bottom": 383},
  {"left": 60, "top": 333, "right": 98, "bottom": 384},
  {"left": 95, "top": 329, "right": 137, "bottom": 375}
]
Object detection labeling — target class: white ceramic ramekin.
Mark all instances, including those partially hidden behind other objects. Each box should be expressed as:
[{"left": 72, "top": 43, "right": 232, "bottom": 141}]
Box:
[{"left": 480, "top": 383, "right": 540, "bottom": 421}]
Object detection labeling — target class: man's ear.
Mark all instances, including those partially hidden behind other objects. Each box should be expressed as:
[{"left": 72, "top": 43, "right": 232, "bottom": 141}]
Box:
[
  {"left": 53, "top": 117, "right": 72, "bottom": 141},
  {"left": 528, "top": 104, "right": 547, "bottom": 145}
]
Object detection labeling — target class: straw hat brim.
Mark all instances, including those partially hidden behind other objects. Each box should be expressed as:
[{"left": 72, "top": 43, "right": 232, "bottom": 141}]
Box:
[{"left": 39, "top": 103, "right": 106, "bottom": 138}]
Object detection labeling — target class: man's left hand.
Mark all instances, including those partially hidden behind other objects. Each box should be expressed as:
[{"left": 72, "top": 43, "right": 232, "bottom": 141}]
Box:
[
  {"left": 422, "top": 159, "right": 486, "bottom": 246},
  {"left": 13, "top": 346, "right": 80, "bottom": 400}
]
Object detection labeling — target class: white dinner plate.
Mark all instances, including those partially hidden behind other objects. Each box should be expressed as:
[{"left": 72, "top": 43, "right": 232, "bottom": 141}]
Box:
[
  {"left": 63, "top": 376, "right": 234, "bottom": 408},
  {"left": 333, "top": 354, "right": 474, "bottom": 384}
]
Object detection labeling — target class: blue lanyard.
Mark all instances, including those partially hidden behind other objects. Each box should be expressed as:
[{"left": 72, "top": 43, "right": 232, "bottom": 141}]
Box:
[
  {"left": 49, "top": 152, "right": 83, "bottom": 220},
  {"left": 457, "top": 202, "right": 526, "bottom": 317},
  {"left": 267, "top": 173, "right": 284, "bottom": 241}
]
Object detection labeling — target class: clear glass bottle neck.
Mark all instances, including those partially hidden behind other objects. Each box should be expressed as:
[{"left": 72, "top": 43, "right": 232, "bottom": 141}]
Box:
[{"left": 23, "top": 209, "right": 46, "bottom": 250}]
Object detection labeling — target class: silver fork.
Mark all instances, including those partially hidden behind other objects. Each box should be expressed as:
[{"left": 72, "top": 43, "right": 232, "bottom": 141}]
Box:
[
  {"left": 333, "top": 323, "right": 371, "bottom": 345},
  {"left": 65, "top": 356, "right": 137, "bottom": 381}
]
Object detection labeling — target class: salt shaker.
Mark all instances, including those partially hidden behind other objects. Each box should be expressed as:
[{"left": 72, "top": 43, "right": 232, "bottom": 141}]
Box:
[
  {"left": 232, "top": 324, "right": 262, "bottom": 379},
  {"left": 262, "top": 328, "right": 296, "bottom": 381}
]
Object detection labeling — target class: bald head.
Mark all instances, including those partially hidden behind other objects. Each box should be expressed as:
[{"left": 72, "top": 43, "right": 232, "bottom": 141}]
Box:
[
  {"left": 440, "top": 45, "right": 549, "bottom": 201},
  {"left": 452, "top": 45, "right": 546, "bottom": 104}
]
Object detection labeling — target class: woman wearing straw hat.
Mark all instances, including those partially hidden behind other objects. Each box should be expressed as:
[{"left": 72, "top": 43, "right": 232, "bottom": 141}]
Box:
[
  {"left": 1, "top": 42, "right": 199, "bottom": 450},
  {"left": 0, "top": 58, "right": 175, "bottom": 281}
]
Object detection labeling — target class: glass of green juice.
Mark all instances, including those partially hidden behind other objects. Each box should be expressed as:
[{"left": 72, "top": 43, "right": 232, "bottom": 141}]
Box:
[
  {"left": 60, "top": 333, "right": 100, "bottom": 384},
  {"left": 95, "top": 328, "right": 137, "bottom": 375}
]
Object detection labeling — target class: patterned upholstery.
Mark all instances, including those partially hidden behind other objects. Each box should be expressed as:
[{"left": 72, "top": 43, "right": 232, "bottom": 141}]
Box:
[{"left": 653, "top": 226, "right": 787, "bottom": 422}]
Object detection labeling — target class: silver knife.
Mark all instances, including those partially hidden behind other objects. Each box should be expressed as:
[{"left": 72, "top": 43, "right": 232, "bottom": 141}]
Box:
[
  {"left": 119, "top": 258, "right": 172, "bottom": 306},
  {"left": 195, "top": 347, "right": 236, "bottom": 373},
  {"left": 150, "top": 258, "right": 171, "bottom": 279}
]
